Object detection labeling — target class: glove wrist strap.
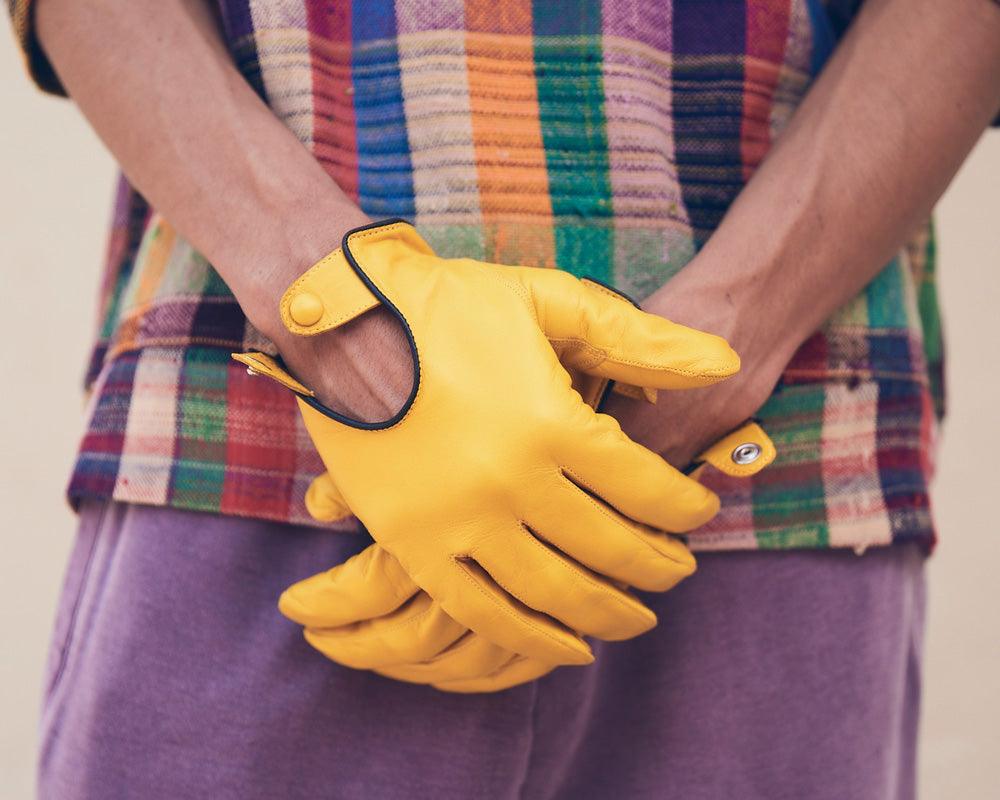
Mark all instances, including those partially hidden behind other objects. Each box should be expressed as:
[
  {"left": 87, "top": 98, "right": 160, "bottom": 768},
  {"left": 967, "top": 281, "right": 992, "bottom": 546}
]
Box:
[{"left": 279, "top": 218, "right": 419, "bottom": 337}]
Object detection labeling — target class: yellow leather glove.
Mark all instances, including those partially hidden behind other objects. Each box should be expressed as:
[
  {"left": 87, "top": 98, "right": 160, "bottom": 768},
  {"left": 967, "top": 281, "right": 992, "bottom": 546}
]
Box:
[
  {"left": 263, "top": 279, "right": 692, "bottom": 692},
  {"left": 279, "top": 421, "right": 775, "bottom": 693},
  {"left": 233, "top": 219, "right": 740, "bottom": 666}
]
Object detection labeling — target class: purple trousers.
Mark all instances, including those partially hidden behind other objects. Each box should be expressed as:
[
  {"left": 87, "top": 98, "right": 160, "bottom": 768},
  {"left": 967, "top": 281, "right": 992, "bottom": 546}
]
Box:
[{"left": 39, "top": 502, "right": 925, "bottom": 799}]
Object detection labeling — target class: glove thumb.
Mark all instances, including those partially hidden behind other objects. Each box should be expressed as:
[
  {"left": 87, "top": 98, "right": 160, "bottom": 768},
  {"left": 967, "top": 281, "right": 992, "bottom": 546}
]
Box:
[{"left": 305, "top": 472, "right": 353, "bottom": 522}]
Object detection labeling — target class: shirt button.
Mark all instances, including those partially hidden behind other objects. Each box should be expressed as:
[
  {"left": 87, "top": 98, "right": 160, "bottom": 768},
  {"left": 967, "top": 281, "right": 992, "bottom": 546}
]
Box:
[{"left": 289, "top": 292, "right": 324, "bottom": 327}]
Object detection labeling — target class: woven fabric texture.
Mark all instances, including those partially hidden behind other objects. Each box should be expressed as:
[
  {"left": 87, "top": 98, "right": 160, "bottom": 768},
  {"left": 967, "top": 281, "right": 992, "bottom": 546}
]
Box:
[{"left": 10, "top": 0, "right": 940, "bottom": 551}]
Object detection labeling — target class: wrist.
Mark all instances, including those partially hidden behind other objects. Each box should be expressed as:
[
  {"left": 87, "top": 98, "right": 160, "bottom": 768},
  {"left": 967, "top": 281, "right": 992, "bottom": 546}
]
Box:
[
  {"left": 644, "top": 254, "right": 802, "bottom": 386},
  {"left": 235, "top": 197, "right": 371, "bottom": 342},
  {"left": 272, "top": 307, "right": 413, "bottom": 423}
]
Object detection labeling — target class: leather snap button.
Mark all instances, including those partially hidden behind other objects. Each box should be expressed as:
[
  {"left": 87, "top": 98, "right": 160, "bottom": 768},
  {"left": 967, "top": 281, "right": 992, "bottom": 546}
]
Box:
[
  {"left": 289, "top": 292, "right": 324, "bottom": 327},
  {"left": 731, "top": 443, "right": 762, "bottom": 465}
]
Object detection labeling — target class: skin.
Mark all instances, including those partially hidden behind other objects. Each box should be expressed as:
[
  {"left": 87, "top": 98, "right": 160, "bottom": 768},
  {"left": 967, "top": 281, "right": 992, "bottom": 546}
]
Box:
[{"left": 35, "top": 0, "right": 1000, "bottom": 462}]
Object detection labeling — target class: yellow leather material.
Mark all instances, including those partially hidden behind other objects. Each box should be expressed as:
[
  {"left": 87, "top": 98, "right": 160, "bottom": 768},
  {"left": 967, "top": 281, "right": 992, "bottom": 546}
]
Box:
[
  {"left": 282, "top": 419, "right": 775, "bottom": 693},
  {"left": 288, "top": 291, "right": 325, "bottom": 327},
  {"left": 688, "top": 420, "right": 777, "bottom": 480},
  {"left": 382, "top": 650, "right": 556, "bottom": 694},
  {"left": 305, "top": 593, "right": 468, "bottom": 671},
  {"left": 278, "top": 246, "right": 381, "bottom": 335},
  {"left": 611, "top": 382, "right": 659, "bottom": 403},
  {"left": 242, "top": 219, "right": 742, "bottom": 666},
  {"left": 234, "top": 352, "right": 315, "bottom": 397}
]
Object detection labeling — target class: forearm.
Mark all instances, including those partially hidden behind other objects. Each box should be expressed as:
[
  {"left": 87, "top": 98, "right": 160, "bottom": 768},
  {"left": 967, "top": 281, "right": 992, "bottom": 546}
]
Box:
[
  {"left": 35, "top": 0, "right": 407, "bottom": 418},
  {"left": 35, "top": 0, "right": 369, "bottom": 336},
  {"left": 649, "top": 0, "right": 1000, "bottom": 383},
  {"left": 608, "top": 0, "right": 1000, "bottom": 465}
]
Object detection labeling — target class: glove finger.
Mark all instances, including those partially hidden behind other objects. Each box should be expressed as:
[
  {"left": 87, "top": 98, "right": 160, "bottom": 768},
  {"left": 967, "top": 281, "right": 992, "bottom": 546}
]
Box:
[
  {"left": 279, "top": 544, "right": 419, "bottom": 628},
  {"left": 471, "top": 528, "right": 656, "bottom": 640},
  {"left": 304, "top": 472, "right": 353, "bottom": 522},
  {"left": 431, "top": 552, "right": 594, "bottom": 666},
  {"left": 303, "top": 593, "right": 466, "bottom": 669},
  {"left": 522, "top": 473, "right": 697, "bottom": 593},
  {"left": 374, "top": 632, "right": 512, "bottom": 685},
  {"left": 517, "top": 268, "right": 740, "bottom": 389},
  {"left": 432, "top": 656, "right": 558, "bottom": 694},
  {"left": 555, "top": 414, "right": 721, "bottom": 535}
]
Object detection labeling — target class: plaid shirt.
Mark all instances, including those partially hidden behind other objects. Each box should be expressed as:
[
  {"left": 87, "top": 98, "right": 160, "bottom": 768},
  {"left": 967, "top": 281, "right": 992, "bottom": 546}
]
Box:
[{"left": 10, "top": 0, "right": 941, "bottom": 550}]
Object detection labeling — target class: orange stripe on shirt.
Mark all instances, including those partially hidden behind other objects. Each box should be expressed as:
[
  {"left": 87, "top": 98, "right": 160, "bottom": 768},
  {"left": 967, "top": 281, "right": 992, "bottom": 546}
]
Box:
[{"left": 464, "top": 2, "right": 555, "bottom": 267}]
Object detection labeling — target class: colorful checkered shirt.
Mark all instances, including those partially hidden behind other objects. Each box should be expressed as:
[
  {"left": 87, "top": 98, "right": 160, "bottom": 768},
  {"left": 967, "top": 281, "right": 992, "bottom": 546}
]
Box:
[{"left": 10, "top": 0, "right": 942, "bottom": 550}]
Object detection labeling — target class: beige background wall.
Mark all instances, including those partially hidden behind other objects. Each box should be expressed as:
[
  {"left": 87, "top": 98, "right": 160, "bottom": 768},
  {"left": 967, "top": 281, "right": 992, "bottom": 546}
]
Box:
[{"left": 1, "top": 28, "right": 998, "bottom": 800}]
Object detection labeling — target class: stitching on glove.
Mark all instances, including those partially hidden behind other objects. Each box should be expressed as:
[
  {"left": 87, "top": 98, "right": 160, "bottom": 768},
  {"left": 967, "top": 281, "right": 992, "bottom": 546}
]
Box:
[
  {"left": 451, "top": 556, "right": 587, "bottom": 661},
  {"left": 310, "top": 607, "right": 462, "bottom": 669},
  {"left": 546, "top": 337, "right": 734, "bottom": 377},
  {"left": 483, "top": 265, "right": 536, "bottom": 324},
  {"left": 561, "top": 467, "right": 696, "bottom": 565},
  {"left": 297, "top": 220, "right": 423, "bottom": 432},
  {"left": 319, "top": 600, "right": 439, "bottom": 644},
  {"left": 513, "top": 523, "right": 650, "bottom": 621},
  {"left": 416, "top": 630, "right": 480, "bottom": 665},
  {"left": 582, "top": 279, "right": 638, "bottom": 307},
  {"left": 280, "top": 259, "right": 377, "bottom": 334},
  {"left": 432, "top": 654, "right": 533, "bottom": 690},
  {"left": 389, "top": 633, "right": 502, "bottom": 679},
  {"left": 550, "top": 339, "right": 606, "bottom": 371}
]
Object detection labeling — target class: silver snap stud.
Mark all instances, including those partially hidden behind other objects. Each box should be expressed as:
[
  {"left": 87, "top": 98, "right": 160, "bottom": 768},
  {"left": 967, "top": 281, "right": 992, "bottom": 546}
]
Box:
[{"left": 731, "top": 443, "right": 761, "bottom": 465}]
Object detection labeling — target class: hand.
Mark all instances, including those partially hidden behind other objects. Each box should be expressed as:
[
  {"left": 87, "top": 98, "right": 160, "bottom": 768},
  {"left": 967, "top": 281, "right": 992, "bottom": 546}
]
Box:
[
  {"left": 280, "top": 418, "right": 774, "bottom": 694},
  {"left": 280, "top": 478, "right": 567, "bottom": 693},
  {"left": 267, "top": 305, "right": 415, "bottom": 425},
  {"left": 603, "top": 259, "right": 796, "bottom": 468},
  {"left": 267, "top": 273, "right": 764, "bottom": 692},
  {"left": 239, "top": 209, "right": 426, "bottom": 426},
  {"left": 249, "top": 237, "right": 779, "bottom": 692},
  {"left": 602, "top": 358, "right": 779, "bottom": 470},
  {"left": 237, "top": 220, "right": 740, "bottom": 667}
]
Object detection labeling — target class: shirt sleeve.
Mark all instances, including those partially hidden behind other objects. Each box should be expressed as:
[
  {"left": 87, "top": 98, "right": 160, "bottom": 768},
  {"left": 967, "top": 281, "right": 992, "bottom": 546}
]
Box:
[{"left": 7, "top": 0, "right": 67, "bottom": 96}]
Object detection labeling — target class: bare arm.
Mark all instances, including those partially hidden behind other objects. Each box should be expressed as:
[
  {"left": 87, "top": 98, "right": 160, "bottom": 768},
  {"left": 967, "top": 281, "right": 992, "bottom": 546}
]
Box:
[
  {"left": 34, "top": 0, "right": 1000, "bottom": 456},
  {"left": 609, "top": 0, "right": 1000, "bottom": 464},
  {"left": 35, "top": 0, "right": 410, "bottom": 419}
]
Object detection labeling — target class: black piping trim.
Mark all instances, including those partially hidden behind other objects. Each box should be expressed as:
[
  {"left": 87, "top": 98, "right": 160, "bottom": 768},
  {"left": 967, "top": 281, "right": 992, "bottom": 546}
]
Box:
[
  {"left": 298, "top": 217, "right": 421, "bottom": 431},
  {"left": 595, "top": 380, "right": 616, "bottom": 413},
  {"left": 580, "top": 274, "right": 642, "bottom": 309},
  {"left": 583, "top": 276, "right": 637, "bottom": 416}
]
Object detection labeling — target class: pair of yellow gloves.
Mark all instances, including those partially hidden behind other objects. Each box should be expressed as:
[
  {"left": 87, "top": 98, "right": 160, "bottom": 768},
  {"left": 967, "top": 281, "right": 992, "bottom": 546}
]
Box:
[{"left": 234, "top": 219, "right": 774, "bottom": 693}]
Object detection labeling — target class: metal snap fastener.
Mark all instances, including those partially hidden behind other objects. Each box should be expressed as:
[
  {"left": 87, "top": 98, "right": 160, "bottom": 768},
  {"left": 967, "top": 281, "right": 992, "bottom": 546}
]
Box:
[
  {"left": 731, "top": 443, "right": 762, "bottom": 465},
  {"left": 289, "top": 292, "right": 324, "bottom": 327}
]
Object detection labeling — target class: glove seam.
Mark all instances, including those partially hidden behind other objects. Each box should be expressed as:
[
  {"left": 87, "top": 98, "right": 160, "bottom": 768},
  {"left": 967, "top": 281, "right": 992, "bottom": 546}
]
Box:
[
  {"left": 280, "top": 262, "right": 376, "bottom": 335},
  {"left": 384, "top": 632, "right": 497, "bottom": 677},
  {"left": 487, "top": 265, "right": 538, "bottom": 326},
  {"left": 295, "top": 219, "right": 423, "bottom": 431},
  {"left": 561, "top": 467, "right": 697, "bottom": 564},
  {"left": 429, "top": 654, "right": 528, "bottom": 690},
  {"left": 546, "top": 337, "right": 734, "bottom": 377},
  {"left": 451, "top": 558, "right": 588, "bottom": 662},
  {"left": 417, "top": 630, "right": 480, "bottom": 666},
  {"left": 508, "top": 523, "right": 651, "bottom": 624},
  {"left": 310, "top": 608, "right": 462, "bottom": 667},
  {"left": 312, "top": 601, "right": 438, "bottom": 642}
]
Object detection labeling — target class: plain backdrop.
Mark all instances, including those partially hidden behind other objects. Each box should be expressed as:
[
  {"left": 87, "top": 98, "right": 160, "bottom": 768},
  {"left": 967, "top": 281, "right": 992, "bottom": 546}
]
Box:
[{"left": 1, "top": 27, "right": 998, "bottom": 800}]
